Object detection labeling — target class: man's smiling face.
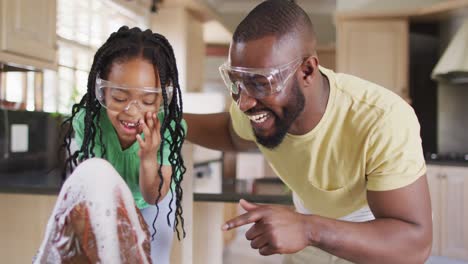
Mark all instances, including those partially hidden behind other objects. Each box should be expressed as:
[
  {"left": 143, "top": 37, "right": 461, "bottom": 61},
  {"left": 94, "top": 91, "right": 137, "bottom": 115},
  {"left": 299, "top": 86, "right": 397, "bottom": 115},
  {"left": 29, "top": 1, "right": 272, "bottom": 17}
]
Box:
[{"left": 229, "top": 36, "right": 306, "bottom": 149}]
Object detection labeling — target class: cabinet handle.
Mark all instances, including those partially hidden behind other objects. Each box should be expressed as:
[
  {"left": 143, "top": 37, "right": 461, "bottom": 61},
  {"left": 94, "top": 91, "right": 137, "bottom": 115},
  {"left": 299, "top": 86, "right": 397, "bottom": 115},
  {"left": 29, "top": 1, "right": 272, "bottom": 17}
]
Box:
[{"left": 441, "top": 174, "right": 447, "bottom": 179}]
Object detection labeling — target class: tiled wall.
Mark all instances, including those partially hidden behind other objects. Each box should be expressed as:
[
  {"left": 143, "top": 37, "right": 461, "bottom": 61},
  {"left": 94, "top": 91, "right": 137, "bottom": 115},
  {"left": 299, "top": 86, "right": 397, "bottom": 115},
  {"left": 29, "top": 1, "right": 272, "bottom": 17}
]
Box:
[
  {"left": 438, "top": 83, "right": 468, "bottom": 153},
  {"left": 437, "top": 15, "right": 468, "bottom": 153}
]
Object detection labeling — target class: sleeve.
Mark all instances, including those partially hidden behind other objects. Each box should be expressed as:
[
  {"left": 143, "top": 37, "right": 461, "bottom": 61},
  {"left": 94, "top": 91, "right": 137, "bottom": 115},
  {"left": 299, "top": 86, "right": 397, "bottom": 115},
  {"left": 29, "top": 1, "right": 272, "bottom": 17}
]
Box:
[
  {"left": 71, "top": 109, "right": 103, "bottom": 158},
  {"left": 228, "top": 101, "right": 256, "bottom": 141},
  {"left": 157, "top": 112, "right": 187, "bottom": 166},
  {"left": 72, "top": 109, "right": 85, "bottom": 149},
  {"left": 365, "top": 101, "right": 427, "bottom": 191}
]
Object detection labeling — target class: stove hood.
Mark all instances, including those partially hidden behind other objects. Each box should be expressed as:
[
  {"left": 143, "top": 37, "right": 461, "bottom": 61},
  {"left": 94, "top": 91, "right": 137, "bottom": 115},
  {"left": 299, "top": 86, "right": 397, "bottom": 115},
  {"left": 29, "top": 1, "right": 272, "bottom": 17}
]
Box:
[{"left": 431, "top": 19, "right": 468, "bottom": 84}]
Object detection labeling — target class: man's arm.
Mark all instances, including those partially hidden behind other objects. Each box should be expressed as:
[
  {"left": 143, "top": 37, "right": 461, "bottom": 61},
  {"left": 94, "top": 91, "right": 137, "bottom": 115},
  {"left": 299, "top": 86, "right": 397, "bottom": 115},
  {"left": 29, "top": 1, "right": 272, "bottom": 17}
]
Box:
[
  {"left": 223, "top": 174, "right": 432, "bottom": 264},
  {"left": 184, "top": 112, "right": 257, "bottom": 152},
  {"left": 307, "top": 174, "right": 432, "bottom": 264}
]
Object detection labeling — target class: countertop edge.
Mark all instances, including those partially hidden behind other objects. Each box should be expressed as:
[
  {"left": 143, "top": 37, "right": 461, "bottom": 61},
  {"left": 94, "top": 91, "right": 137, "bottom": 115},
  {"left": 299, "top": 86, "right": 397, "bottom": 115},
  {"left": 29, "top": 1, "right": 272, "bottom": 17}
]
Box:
[
  {"left": 194, "top": 193, "right": 293, "bottom": 205},
  {"left": 0, "top": 186, "right": 60, "bottom": 195}
]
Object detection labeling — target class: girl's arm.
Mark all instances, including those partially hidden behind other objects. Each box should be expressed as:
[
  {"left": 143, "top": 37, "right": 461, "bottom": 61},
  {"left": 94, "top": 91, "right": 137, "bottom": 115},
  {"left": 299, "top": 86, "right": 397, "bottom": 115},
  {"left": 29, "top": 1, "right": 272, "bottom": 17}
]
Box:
[
  {"left": 136, "top": 111, "right": 172, "bottom": 204},
  {"left": 139, "top": 160, "right": 172, "bottom": 204}
]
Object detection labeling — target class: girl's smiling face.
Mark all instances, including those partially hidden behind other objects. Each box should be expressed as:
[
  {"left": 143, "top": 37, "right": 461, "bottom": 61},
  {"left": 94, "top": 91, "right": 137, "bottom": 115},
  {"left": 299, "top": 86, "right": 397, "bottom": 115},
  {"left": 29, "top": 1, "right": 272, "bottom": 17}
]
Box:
[{"left": 104, "top": 57, "right": 162, "bottom": 149}]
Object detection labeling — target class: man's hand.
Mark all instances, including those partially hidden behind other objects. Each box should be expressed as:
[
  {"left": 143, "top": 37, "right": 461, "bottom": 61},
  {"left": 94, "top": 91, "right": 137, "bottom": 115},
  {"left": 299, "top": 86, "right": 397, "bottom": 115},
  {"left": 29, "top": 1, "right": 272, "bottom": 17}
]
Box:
[
  {"left": 222, "top": 199, "right": 311, "bottom": 256},
  {"left": 136, "top": 111, "right": 161, "bottom": 163}
]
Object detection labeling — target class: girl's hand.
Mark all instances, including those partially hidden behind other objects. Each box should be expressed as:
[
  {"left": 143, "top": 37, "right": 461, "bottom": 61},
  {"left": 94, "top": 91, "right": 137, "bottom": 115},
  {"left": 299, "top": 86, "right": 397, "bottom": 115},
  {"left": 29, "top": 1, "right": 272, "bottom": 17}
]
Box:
[{"left": 136, "top": 112, "right": 161, "bottom": 162}]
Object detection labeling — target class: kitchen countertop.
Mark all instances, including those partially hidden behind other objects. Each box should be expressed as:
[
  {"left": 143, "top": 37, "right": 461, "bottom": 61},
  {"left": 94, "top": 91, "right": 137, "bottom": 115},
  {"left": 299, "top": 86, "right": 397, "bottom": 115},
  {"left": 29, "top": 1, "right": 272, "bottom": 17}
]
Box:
[
  {"left": 193, "top": 160, "right": 468, "bottom": 204},
  {"left": 194, "top": 177, "right": 293, "bottom": 204},
  {"left": 1, "top": 160, "right": 467, "bottom": 196},
  {"left": 425, "top": 160, "right": 468, "bottom": 167},
  {"left": 0, "top": 169, "right": 62, "bottom": 195},
  {"left": 0, "top": 169, "right": 295, "bottom": 204},
  {"left": 194, "top": 192, "right": 293, "bottom": 205}
]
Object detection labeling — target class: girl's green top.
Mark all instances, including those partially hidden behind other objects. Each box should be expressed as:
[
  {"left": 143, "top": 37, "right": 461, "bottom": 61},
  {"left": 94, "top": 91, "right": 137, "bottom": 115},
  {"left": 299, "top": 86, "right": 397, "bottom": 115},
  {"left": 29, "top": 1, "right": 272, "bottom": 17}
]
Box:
[{"left": 72, "top": 108, "right": 187, "bottom": 209}]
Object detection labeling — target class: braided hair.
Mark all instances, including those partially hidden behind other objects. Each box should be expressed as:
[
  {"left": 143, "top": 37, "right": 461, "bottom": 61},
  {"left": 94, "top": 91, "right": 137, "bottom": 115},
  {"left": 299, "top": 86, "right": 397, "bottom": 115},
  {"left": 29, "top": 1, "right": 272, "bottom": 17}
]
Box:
[{"left": 61, "top": 26, "right": 187, "bottom": 240}]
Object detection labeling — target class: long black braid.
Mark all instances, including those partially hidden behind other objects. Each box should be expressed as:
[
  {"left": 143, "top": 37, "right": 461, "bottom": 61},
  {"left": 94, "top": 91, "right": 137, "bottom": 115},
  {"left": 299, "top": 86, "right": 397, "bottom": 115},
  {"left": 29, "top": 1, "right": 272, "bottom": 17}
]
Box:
[{"left": 61, "top": 26, "right": 187, "bottom": 239}]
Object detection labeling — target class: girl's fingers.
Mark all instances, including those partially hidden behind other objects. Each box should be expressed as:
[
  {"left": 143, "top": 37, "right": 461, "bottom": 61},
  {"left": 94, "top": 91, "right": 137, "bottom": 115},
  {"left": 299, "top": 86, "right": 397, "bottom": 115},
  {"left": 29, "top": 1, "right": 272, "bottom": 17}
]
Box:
[
  {"left": 139, "top": 118, "right": 152, "bottom": 146},
  {"left": 140, "top": 118, "right": 150, "bottom": 137},
  {"left": 138, "top": 113, "right": 161, "bottom": 155},
  {"left": 153, "top": 113, "right": 161, "bottom": 143},
  {"left": 136, "top": 134, "right": 144, "bottom": 147},
  {"left": 146, "top": 112, "right": 154, "bottom": 130}
]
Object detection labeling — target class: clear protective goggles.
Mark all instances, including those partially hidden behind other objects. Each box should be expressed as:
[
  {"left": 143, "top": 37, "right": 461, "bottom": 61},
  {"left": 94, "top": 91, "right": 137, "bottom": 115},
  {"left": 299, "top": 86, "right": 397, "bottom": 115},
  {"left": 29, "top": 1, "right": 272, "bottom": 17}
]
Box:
[
  {"left": 218, "top": 57, "right": 304, "bottom": 100},
  {"left": 95, "top": 78, "right": 173, "bottom": 114}
]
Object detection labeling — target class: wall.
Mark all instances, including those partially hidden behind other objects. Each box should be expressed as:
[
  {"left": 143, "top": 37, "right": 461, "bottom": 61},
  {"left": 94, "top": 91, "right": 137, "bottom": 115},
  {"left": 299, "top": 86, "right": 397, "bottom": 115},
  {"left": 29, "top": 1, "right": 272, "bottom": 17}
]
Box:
[
  {"left": 151, "top": 7, "right": 205, "bottom": 92},
  {"left": 186, "top": 13, "right": 205, "bottom": 92},
  {"left": 437, "top": 14, "right": 468, "bottom": 153},
  {"left": 438, "top": 83, "right": 468, "bottom": 152},
  {"left": 216, "top": 12, "right": 336, "bottom": 46},
  {"left": 309, "top": 14, "right": 336, "bottom": 46},
  {"left": 336, "top": 0, "right": 443, "bottom": 12}
]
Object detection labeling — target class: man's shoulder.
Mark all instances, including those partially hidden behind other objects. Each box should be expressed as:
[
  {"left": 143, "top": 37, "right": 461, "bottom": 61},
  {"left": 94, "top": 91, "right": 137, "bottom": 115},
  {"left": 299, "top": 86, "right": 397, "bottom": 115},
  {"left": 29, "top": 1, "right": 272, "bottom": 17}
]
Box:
[
  {"left": 330, "top": 69, "right": 404, "bottom": 113},
  {"left": 320, "top": 67, "right": 416, "bottom": 135}
]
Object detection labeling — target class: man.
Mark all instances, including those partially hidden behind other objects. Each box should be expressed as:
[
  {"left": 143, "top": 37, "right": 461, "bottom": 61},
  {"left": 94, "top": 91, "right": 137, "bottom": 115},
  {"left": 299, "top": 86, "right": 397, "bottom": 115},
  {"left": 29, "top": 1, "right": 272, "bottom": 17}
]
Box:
[{"left": 185, "top": 0, "right": 432, "bottom": 263}]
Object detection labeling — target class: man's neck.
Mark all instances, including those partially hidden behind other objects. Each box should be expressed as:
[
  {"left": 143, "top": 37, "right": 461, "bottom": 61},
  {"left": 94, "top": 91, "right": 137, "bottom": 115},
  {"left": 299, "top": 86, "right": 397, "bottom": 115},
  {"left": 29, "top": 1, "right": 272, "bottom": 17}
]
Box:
[{"left": 289, "top": 72, "right": 330, "bottom": 135}]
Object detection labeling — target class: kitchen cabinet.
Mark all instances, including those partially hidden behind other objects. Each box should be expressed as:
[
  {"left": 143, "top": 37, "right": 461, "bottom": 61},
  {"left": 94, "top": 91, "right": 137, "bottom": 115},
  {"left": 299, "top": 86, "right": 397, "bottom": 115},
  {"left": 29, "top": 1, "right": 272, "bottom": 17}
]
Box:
[
  {"left": 427, "top": 165, "right": 468, "bottom": 261},
  {"left": 0, "top": 0, "right": 57, "bottom": 69},
  {"left": 317, "top": 45, "right": 336, "bottom": 71},
  {"left": 336, "top": 18, "right": 410, "bottom": 102},
  {"left": 0, "top": 193, "right": 57, "bottom": 263},
  {"left": 336, "top": 1, "right": 468, "bottom": 105}
]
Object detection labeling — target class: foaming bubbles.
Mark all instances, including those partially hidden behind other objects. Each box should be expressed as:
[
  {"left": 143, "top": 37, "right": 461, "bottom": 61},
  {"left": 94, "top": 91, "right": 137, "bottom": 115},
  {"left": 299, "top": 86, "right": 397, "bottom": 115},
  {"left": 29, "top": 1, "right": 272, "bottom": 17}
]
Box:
[{"left": 33, "top": 158, "right": 151, "bottom": 263}]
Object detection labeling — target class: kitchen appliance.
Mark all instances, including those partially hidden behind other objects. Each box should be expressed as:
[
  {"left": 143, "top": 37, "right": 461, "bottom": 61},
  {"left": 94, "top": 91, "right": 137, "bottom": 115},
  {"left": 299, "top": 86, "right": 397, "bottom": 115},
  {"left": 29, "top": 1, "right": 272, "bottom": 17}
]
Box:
[
  {"left": 0, "top": 110, "right": 64, "bottom": 177},
  {"left": 432, "top": 18, "right": 468, "bottom": 84},
  {"left": 425, "top": 152, "right": 468, "bottom": 162}
]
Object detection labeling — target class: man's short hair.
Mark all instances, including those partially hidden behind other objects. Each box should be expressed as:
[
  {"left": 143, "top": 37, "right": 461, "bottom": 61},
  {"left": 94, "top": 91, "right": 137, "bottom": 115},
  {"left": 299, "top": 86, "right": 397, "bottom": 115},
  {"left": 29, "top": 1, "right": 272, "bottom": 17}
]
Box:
[{"left": 233, "top": 0, "right": 315, "bottom": 43}]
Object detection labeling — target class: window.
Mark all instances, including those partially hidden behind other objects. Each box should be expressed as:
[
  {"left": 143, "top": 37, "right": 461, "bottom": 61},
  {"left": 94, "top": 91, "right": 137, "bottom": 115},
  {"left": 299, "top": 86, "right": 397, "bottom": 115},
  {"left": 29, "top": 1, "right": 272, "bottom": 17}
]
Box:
[
  {"left": 0, "top": 71, "right": 33, "bottom": 111},
  {"left": 5, "top": 73, "right": 24, "bottom": 103},
  {"left": 42, "top": 0, "right": 149, "bottom": 114}
]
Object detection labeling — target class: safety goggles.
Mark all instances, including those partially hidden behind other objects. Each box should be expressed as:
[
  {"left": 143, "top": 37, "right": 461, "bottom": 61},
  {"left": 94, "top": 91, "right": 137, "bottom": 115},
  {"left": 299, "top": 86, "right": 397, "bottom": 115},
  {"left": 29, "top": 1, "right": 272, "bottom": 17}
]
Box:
[
  {"left": 95, "top": 78, "right": 173, "bottom": 114},
  {"left": 218, "top": 57, "right": 304, "bottom": 100}
]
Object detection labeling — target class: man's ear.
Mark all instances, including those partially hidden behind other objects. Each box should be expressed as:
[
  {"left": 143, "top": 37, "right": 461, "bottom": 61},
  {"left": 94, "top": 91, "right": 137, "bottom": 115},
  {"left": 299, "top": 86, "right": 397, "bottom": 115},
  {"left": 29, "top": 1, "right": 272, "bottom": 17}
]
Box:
[
  {"left": 304, "top": 64, "right": 313, "bottom": 76},
  {"left": 302, "top": 56, "right": 319, "bottom": 81}
]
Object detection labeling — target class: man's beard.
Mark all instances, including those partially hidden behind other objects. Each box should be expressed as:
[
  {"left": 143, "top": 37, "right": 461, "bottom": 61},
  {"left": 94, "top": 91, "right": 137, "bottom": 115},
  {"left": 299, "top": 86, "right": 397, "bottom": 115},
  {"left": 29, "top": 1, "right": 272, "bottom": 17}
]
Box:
[{"left": 254, "top": 78, "right": 305, "bottom": 149}]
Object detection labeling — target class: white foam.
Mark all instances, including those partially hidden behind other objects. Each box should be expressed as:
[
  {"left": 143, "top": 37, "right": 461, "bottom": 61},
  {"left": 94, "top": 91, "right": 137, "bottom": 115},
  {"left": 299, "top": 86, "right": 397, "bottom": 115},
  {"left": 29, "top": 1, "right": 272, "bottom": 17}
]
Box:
[{"left": 33, "top": 158, "right": 150, "bottom": 263}]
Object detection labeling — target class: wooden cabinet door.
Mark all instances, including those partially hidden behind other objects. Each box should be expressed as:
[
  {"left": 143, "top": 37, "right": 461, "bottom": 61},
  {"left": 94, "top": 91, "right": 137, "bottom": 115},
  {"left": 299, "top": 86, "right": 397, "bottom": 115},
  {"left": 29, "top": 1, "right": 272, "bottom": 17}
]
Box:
[
  {"left": 426, "top": 165, "right": 442, "bottom": 256},
  {"left": 0, "top": 193, "right": 57, "bottom": 263},
  {"left": 337, "top": 19, "right": 409, "bottom": 102},
  {"left": 440, "top": 166, "right": 468, "bottom": 260},
  {"left": 317, "top": 46, "right": 336, "bottom": 71},
  {"left": 1, "top": 0, "right": 56, "bottom": 62}
]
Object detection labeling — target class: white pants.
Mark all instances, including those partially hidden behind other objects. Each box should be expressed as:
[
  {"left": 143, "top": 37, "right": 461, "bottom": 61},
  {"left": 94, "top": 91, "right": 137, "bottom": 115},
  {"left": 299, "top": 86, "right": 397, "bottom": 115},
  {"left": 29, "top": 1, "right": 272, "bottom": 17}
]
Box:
[
  {"left": 283, "top": 193, "right": 375, "bottom": 264},
  {"left": 140, "top": 193, "right": 176, "bottom": 264}
]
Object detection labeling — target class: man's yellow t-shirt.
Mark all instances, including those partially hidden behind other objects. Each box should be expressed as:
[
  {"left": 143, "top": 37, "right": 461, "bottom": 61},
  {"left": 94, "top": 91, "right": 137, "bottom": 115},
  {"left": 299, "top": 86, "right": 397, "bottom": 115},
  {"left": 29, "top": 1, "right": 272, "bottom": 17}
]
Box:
[{"left": 230, "top": 66, "right": 426, "bottom": 219}]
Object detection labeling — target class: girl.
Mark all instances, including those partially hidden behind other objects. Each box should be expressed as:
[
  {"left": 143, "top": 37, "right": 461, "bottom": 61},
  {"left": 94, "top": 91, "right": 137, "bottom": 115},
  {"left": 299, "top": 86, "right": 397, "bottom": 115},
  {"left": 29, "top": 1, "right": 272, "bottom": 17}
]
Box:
[{"left": 61, "top": 26, "right": 187, "bottom": 263}]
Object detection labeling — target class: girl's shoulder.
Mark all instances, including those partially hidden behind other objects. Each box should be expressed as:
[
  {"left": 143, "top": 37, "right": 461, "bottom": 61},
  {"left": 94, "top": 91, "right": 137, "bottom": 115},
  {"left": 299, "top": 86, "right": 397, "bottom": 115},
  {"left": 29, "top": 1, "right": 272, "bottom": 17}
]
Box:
[
  {"left": 158, "top": 112, "right": 188, "bottom": 133},
  {"left": 72, "top": 107, "right": 86, "bottom": 131},
  {"left": 72, "top": 107, "right": 112, "bottom": 134}
]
